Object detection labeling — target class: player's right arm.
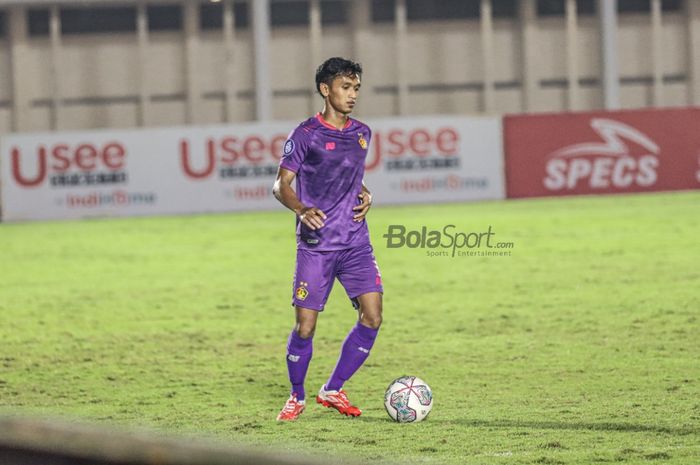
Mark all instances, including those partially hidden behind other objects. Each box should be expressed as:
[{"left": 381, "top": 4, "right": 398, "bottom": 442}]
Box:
[
  {"left": 274, "top": 127, "right": 327, "bottom": 230},
  {"left": 273, "top": 168, "right": 326, "bottom": 231}
]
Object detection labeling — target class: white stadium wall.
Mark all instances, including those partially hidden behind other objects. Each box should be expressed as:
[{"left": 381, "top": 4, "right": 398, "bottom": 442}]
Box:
[
  {"left": 0, "top": 0, "right": 699, "bottom": 133},
  {"left": 0, "top": 35, "right": 11, "bottom": 134}
]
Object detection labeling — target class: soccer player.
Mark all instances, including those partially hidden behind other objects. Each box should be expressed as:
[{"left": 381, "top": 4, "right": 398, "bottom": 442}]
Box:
[{"left": 273, "top": 57, "right": 383, "bottom": 421}]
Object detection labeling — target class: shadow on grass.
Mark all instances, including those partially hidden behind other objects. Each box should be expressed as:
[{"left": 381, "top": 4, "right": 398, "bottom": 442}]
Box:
[{"left": 359, "top": 416, "right": 698, "bottom": 436}]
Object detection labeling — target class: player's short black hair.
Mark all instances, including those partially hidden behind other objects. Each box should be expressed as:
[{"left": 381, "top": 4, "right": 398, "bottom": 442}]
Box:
[{"left": 315, "top": 57, "right": 363, "bottom": 96}]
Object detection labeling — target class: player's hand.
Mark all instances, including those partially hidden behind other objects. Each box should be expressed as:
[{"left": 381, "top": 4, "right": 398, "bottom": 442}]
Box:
[
  {"left": 352, "top": 192, "right": 372, "bottom": 222},
  {"left": 298, "top": 206, "right": 326, "bottom": 230}
]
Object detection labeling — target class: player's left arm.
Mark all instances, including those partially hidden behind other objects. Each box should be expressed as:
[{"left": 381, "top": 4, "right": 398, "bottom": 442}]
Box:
[{"left": 353, "top": 181, "right": 373, "bottom": 222}]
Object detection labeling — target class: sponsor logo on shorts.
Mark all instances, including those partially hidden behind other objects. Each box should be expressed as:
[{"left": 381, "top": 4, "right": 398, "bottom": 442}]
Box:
[
  {"left": 288, "top": 354, "right": 301, "bottom": 362},
  {"left": 358, "top": 347, "right": 369, "bottom": 354},
  {"left": 295, "top": 281, "right": 309, "bottom": 301}
]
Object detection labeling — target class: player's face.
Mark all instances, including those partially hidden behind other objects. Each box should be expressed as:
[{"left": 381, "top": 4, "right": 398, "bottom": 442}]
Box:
[{"left": 326, "top": 74, "right": 361, "bottom": 115}]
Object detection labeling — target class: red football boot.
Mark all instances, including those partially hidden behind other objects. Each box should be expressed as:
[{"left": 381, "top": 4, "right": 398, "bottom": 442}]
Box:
[
  {"left": 316, "top": 386, "right": 362, "bottom": 417},
  {"left": 276, "top": 393, "right": 306, "bottom": 421}
]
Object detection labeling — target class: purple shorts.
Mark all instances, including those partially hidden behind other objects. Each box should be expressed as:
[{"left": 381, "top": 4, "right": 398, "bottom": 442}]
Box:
[{"left": 292, "top": 243, "right": 383, "bottom": 311}]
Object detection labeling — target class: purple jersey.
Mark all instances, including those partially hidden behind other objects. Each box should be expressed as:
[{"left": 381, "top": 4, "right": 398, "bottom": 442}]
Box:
[{"left": 280, "top": 113, "right": 372, "bottom": 251}]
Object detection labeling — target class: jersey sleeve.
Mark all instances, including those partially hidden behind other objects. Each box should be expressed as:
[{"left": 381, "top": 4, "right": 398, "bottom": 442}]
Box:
[{"left": 279, "top": 126, "right": 310, "bottom": 174}]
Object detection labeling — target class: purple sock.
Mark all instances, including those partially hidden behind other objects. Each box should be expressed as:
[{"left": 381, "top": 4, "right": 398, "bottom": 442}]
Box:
[
  {"left": 326, "top": 322, "right": 379, "bottom": 392},
  {"left": 286, "top": 330, "right": 313, "bottom": 401}
]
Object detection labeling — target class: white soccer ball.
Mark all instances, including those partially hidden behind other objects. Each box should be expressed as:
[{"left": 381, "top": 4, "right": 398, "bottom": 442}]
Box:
[{"left": 384, "top": 375, "right": 433, "bottom": 423}]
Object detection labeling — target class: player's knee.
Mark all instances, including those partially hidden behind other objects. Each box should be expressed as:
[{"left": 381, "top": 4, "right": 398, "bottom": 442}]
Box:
[
  {"left": 295, "top": 324, "right": 316, "bottom": 339},
  {"left": 360, "top": 313, "right": 382, "bottom": 329}
]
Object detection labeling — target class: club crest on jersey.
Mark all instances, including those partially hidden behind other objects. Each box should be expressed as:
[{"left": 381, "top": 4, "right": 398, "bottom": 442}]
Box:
[
  {"left": 358, "top": 133, "right": 368, "bottom": 149},
  {"left": 284, "top": 139, "right": 295, "bottom": 155},
  {"left": 295, "top": 281, "right": 309, "bottom": 301}
]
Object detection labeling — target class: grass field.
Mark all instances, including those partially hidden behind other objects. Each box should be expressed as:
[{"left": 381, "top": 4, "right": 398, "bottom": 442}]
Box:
[{"left": 1, "top": 191, "right": 699, "bottom": 465}]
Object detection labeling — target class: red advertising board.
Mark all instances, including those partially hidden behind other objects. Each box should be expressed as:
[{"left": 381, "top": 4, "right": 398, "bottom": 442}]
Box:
[{"left": 504, "top": 108, "right": 700, "bottom": 198}]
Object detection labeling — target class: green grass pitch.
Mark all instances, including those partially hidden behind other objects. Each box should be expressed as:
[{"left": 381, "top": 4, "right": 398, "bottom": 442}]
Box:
[{"left": 0, "top": 191, "right": 698, "bottom": 464}]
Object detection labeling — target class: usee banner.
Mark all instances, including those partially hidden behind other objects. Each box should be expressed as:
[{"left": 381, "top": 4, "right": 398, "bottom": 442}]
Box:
[
  {"left": 0, "top": 116, "right": 504, "bottom": 221},
  {"left": 504, "top": 108, "right": 700, "bottom": 198},
  {"left": 363, "top": 116, "right": 504, "bottom": 205},
  {"left": 0, "top": 123, "right": 290, "bottom": 221}
]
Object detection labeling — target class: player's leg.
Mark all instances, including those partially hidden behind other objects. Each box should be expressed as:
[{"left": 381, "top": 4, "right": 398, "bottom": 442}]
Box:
[
  {"left": 286, "top": 306, "right": 318, "bottom": 400},
  {"left": 355, "top": 291, "right": 383, "bottom": 329},
  {"left": 278, "top": 249, "right": 336, "bottom": 421},
  {"left": 317, "top": 245, "right": 383, "bottom": 416},
  {"left": 278, "top": 306, "right": 318, "bottom": 421},
  {"left": 324, "top": 291, "right": 382, "bottom": 392}
]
